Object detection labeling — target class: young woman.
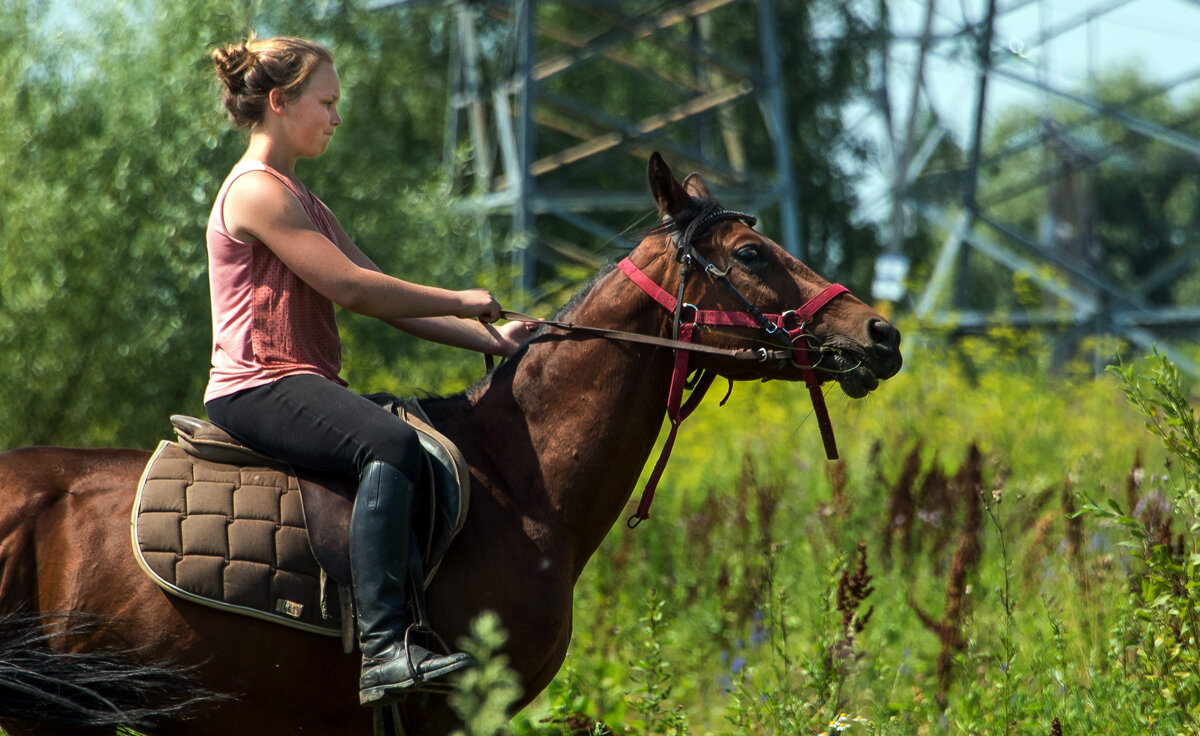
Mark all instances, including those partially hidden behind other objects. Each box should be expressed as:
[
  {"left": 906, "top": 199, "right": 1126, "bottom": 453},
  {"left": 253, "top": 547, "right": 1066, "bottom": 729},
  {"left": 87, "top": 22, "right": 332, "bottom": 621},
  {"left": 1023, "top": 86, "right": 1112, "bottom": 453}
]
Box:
[{"left": 204, "top": 35, "right": 529, "bottom": 708}]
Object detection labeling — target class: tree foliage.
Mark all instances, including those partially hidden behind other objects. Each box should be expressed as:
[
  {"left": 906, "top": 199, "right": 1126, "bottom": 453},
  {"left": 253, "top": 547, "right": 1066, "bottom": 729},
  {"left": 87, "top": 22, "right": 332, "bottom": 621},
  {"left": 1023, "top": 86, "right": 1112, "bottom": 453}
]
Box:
[
  {"left": 0, "top": 0, "right": 490, "bottom": 449},
  {"left": 1, "top": 0, "right": 251, "bottom": 447}
]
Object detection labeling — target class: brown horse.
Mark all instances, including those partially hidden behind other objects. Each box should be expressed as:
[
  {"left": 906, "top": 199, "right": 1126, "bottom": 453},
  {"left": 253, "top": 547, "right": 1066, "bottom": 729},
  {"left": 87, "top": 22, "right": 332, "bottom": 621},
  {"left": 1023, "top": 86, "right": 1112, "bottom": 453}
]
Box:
[{"left": 0, "top": 154, "right": 901, "bottom": 736}]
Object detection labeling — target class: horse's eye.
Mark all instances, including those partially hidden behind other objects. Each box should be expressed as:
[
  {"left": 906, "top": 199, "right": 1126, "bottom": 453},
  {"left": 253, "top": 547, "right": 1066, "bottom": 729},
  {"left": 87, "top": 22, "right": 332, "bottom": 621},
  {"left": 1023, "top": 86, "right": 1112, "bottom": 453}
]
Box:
[{"left": 735, "top": 245, "right": 762, "bottom": 266}]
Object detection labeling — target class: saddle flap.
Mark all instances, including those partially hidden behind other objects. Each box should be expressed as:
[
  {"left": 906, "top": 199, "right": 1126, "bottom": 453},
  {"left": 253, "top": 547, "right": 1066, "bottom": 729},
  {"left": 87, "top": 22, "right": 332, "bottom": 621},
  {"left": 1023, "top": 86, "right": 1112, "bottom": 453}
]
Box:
[
  {"left": 295, "top": 472, "right": 355, "bottom": 587},
  {"left": 132, "top": 441, "right": 339, "bottom": 637}
]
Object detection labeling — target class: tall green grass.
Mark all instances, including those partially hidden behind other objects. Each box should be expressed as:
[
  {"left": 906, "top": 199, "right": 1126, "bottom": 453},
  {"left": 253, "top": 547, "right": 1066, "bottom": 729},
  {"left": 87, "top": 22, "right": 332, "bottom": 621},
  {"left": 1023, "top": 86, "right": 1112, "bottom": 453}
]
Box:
[{"left": 482, "top": 327, "right": 1200, "bottom": 735}]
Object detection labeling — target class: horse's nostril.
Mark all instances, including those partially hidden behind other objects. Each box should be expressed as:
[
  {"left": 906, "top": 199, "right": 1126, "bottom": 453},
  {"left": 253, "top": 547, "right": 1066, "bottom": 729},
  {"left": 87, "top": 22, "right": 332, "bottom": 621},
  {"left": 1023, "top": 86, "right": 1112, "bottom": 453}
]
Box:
[{"left": 867, "top": 318, "right": 900, "bottom": 350}]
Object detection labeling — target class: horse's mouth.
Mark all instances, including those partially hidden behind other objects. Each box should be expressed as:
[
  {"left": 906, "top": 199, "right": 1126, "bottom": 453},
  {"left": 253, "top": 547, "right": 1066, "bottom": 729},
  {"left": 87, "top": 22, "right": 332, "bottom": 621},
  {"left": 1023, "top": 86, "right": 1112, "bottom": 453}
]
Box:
[
  {"left": 821, "top": 351, "right": 882, "bottom": 399},
  {"left": 834, "top": 365, "right": 879, "bottom": 399}
]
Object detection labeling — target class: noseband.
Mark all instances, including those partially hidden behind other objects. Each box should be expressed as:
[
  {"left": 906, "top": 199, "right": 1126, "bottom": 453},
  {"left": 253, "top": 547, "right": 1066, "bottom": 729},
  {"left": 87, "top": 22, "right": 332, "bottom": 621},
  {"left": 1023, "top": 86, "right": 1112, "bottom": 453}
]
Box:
[{"left": 617, "top": 208, "right": 849, "bottom": 526}]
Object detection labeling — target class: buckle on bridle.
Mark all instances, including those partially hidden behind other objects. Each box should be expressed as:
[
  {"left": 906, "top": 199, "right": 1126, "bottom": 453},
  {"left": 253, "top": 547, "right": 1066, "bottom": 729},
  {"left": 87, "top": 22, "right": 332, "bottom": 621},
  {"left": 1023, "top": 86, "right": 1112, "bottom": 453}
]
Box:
[
  {"left": 704, "top": 262, "right": 730, "bottom": 279},
  {"left": 678, "top": 303, "right": 698, "bottom": 325}
]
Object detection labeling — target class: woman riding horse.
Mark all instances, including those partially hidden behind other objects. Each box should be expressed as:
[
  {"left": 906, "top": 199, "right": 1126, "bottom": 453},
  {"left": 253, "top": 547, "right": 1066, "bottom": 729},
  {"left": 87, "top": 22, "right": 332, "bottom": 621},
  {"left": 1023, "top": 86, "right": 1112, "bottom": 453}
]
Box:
[
  {"left": 0, "top": 90, "right": 901, "bottom": 735},
  {"left": 203, "top": 35, "right": 530, "bottom": 707}
]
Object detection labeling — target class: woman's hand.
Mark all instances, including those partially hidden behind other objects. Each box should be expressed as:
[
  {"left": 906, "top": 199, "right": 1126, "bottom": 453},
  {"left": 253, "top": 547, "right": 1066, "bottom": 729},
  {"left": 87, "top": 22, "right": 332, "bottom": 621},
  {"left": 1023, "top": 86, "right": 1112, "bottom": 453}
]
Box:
[
  {"left": 456, "top": 289, "right": 502, "bottom": 322},
  {"left": 494, "top": 319, "right": 535, "bottom": 357}
]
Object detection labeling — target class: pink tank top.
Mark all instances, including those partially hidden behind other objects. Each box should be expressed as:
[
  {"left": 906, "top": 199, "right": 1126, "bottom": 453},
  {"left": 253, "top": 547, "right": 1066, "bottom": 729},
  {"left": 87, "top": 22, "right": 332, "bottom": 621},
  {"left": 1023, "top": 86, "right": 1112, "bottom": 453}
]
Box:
[{"left": 204, "top": 160, "right": 346, "bottom": 404}]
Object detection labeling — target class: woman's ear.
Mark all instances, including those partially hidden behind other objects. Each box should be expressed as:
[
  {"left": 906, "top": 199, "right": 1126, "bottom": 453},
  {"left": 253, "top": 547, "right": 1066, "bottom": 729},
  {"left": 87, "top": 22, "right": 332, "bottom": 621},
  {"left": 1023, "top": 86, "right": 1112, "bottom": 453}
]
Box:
[{"left": 268, "top": 88, "right": 288, "bottom": 116}]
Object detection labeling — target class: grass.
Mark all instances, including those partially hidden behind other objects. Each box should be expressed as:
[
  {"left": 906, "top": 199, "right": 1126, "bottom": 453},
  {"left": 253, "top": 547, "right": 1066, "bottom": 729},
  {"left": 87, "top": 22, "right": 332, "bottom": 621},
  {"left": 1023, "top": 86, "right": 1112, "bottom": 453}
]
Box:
[{"left": 496, "top": 328, "right": 1200, "bottom": 734}]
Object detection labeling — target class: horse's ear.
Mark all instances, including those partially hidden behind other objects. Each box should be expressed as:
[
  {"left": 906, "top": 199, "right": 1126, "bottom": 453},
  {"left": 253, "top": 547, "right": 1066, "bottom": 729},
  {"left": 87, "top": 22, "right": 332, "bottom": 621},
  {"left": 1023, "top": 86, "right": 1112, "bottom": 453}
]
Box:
[
  {"left": 647, "top": 152, "right": 691, "bottom": 217},
  {"left": 681, "top": 173, "right": 710, "bottom": 200}
]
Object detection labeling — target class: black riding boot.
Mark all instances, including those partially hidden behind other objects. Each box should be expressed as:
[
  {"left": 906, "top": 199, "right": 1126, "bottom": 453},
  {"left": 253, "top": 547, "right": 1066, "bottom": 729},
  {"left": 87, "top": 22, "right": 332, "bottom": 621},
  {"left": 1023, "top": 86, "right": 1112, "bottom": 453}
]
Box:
[{"left": 350, "top": 461, "right": 472, "bottom": 707}]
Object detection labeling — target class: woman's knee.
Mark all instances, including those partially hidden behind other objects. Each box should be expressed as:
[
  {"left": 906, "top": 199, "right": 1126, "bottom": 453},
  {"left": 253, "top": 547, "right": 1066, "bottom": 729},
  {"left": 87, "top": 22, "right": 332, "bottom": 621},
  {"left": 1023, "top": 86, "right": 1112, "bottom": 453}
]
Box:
[{"left": 357, "top": 419, "right": 423, "bottom": 481}]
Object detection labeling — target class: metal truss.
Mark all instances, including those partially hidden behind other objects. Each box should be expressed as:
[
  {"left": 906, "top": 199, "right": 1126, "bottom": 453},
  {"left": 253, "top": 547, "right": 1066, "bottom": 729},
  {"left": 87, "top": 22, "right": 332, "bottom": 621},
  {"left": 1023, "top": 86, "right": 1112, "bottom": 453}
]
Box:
[
  {"left": 371, "top": 0, "right": 1200, "bottom": 369},
  {"left": 375, "top": 0, "right": 801, "bottom": 300},
  {"left": 875, "top": 0, "right": 1200, "bottom": 372}
]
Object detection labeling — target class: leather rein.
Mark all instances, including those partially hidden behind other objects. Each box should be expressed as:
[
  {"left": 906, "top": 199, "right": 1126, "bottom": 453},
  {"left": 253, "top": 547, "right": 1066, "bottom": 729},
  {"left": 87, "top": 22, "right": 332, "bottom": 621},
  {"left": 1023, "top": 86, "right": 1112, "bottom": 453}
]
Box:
[{"left": 495, "top": 207, "right": 850, "bottom": 527}]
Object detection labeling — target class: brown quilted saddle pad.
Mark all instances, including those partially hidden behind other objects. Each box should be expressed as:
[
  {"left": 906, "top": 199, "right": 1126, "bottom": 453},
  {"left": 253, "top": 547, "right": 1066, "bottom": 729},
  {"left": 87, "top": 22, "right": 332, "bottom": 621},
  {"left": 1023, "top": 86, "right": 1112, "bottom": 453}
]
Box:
[
  {"left": 131, "top": 398, "right": 469, "bottom": 638},
  {"left": 133, "top": 441, "right": 339, "bottom": 634}
]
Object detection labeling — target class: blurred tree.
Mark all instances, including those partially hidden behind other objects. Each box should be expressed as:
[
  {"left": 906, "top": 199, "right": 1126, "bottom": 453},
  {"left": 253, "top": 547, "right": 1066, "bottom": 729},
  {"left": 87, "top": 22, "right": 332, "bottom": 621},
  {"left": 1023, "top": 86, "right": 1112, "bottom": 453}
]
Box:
[
  {"left": 0, "top": 0, "right": 491, "bottom": 450},
  {"left": 0, "top": 0, "right": 252, "bottom": 448}
]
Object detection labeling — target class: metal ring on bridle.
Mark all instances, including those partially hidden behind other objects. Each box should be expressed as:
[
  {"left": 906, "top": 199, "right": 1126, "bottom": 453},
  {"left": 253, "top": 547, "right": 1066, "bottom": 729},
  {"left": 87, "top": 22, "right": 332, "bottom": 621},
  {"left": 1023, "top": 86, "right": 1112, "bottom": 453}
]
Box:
[{"left": 779, "top": 310, "right": 804, "bottom": 332}]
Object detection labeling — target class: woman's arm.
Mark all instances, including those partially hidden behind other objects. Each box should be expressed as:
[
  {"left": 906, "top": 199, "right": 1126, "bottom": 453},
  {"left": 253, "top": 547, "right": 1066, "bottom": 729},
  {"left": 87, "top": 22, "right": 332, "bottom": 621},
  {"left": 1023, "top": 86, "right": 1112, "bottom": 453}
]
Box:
[
  {"left": 388, "top": 316, "right": 532, "bottom": 357},
  {"left": 321, "top": 196, "right": 532, "bottom": 355},
  {"left": 223, "top": 171, "right": 500, "bottom": 322}
]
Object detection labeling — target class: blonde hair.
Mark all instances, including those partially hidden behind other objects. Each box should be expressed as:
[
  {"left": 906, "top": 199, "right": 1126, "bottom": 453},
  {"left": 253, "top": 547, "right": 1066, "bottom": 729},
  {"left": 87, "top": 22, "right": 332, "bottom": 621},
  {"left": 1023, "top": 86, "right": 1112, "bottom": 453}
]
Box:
[{"left": 211, "top": 35, "right": 334, "bottom": 129}]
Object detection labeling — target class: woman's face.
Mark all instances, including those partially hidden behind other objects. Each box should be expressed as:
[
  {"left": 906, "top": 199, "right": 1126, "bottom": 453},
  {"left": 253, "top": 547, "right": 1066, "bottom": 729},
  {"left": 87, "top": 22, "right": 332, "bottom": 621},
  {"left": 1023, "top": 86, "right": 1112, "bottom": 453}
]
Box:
[{"left": 282, "top": 62, "right": 342, "bottom": 158}]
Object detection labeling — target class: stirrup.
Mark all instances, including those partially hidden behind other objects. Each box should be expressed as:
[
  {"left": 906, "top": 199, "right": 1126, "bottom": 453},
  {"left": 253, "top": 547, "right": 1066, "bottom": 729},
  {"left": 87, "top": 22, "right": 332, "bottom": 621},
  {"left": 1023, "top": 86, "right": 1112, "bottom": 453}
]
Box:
[
  {"left": 359, "top": 623, "right": 470, "bottom": 706},
  {"left": 399, "top": 622, "right": 468, "bottom": 694}
]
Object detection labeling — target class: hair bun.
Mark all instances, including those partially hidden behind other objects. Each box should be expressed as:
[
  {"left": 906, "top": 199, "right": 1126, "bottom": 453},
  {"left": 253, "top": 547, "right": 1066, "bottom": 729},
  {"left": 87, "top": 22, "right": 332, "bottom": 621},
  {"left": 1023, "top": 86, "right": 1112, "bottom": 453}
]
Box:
[{"left": 212, "top": 42, "right": 255, "bottom": 92}]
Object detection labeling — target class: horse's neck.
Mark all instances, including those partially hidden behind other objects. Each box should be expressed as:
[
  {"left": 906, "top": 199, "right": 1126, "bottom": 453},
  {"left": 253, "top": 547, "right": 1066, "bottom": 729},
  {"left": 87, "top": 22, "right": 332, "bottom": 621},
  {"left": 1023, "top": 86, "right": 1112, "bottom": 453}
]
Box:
[{"left": 431, "top": 263, "right": 677, "bottom": 577}]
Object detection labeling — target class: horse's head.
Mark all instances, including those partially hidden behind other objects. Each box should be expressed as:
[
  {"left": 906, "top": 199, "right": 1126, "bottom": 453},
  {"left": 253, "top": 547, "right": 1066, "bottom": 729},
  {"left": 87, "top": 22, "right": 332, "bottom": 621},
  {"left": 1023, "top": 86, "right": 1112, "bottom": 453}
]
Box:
[{"left": 629, "top": 152, "right": 902, "bottom": 398}]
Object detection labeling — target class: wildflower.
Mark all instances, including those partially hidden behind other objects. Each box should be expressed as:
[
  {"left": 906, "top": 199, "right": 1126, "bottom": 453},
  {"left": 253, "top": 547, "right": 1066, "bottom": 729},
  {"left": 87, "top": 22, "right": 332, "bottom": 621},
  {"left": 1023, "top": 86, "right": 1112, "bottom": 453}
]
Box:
[
  {"left": 916, "top": 508, "right": 942, "bottom": 527},
  {"left": 824, "top": 712, "right": 869, "bottom": 732},
  {"left": 749, "top": 621, "right": 766, "bottom": 647}
]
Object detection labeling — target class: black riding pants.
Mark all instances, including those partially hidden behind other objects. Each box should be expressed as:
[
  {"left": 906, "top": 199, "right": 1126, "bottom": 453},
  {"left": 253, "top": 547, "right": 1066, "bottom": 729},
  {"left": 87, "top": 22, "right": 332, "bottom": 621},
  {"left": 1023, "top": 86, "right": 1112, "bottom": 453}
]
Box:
[{"left": 204, "top": 374, "right": 423, "bottom": 486}]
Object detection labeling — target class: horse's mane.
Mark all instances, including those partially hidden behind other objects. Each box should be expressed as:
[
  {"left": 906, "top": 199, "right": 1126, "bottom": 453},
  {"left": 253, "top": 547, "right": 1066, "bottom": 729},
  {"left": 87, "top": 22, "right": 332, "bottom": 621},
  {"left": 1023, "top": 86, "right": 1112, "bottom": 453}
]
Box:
[{"left": 551, "top": 261, "right": 617, "bottom": 321}]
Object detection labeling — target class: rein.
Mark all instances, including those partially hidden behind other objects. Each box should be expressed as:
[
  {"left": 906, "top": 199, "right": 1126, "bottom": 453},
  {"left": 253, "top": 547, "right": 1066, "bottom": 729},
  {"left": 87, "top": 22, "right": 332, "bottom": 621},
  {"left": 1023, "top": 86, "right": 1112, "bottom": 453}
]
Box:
[
  {"left": 492, "top": 207, "right": 850, "bottom": 527},
  {"left": 496, "top": 310, "right": 797, "bottom": 363}
]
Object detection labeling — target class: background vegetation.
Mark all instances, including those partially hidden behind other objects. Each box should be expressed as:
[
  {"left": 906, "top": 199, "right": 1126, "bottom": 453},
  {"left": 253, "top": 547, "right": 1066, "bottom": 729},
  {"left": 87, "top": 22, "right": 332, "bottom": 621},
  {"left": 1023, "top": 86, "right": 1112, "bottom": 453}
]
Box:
[
  {"left": 5, "top": 0, "right": 1200, "bottom": 733},
  {"left": 490, "top": 335, "right": 1192, "bottom": 735}
]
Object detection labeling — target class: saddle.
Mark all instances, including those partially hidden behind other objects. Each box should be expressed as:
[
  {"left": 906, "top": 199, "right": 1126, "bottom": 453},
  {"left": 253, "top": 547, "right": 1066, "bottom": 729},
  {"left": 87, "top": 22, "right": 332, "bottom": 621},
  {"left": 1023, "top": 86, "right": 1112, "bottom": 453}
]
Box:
[{"left": 131, "top": 397, "right": 469, "bottom": 648}]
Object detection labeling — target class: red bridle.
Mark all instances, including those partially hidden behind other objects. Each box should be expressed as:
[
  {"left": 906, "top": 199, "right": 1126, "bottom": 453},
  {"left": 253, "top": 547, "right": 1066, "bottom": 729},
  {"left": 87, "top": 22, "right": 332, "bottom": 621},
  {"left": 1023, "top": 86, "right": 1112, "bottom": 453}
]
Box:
[{"left": 618, "top": 247, "right": 849, "bottom": 527}]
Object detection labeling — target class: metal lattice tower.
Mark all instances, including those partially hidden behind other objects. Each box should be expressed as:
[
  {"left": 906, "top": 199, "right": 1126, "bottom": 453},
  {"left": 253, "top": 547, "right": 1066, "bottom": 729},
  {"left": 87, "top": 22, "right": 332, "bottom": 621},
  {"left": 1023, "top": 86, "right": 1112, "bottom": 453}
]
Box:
[
  {"left": 371, "top": 0, "right": 1200, "bottom": 369},
  {"left": 376, "top": 0, "right": 801, "bottom": 301},
  {"left": 870, "top": 0, "right": 1200, "bottom": 373}
]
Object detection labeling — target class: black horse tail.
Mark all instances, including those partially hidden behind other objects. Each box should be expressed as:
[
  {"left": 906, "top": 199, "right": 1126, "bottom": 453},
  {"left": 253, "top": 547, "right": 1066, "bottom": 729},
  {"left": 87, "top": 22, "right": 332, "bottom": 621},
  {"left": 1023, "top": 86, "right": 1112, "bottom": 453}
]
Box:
[{"left": 0, "top": 610, "right": 227, "bottom": 728}]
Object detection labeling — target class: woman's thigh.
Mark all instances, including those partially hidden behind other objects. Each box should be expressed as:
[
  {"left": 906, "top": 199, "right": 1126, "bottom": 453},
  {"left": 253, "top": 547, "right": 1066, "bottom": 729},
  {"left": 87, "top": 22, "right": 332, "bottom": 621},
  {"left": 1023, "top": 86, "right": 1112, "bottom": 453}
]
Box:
[{"left": 205, "top": 374, "right": 421, "bottom": 480}]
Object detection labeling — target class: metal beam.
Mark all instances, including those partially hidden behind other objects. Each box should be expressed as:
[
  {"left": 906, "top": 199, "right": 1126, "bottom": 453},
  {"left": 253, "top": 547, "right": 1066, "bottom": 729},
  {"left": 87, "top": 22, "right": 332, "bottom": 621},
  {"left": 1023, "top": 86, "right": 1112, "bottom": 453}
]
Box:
[
  {"left": 531, "top": 0, "right": 740, "bottom": 84},
  {"left": 757, "top": 0, "right": 801, "bottom": 257},
  {"left": 913, "top": 204, "right": 1098, "bottom": 317},
  {"left": 938, "top": 52, "right": 1200, "bottom": 158},
  {"left": 530, "top": 81, "right": 753, "bottom": 177},
  {"left": 511, "top": 0, "right": 537, "bottom": 293}
]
